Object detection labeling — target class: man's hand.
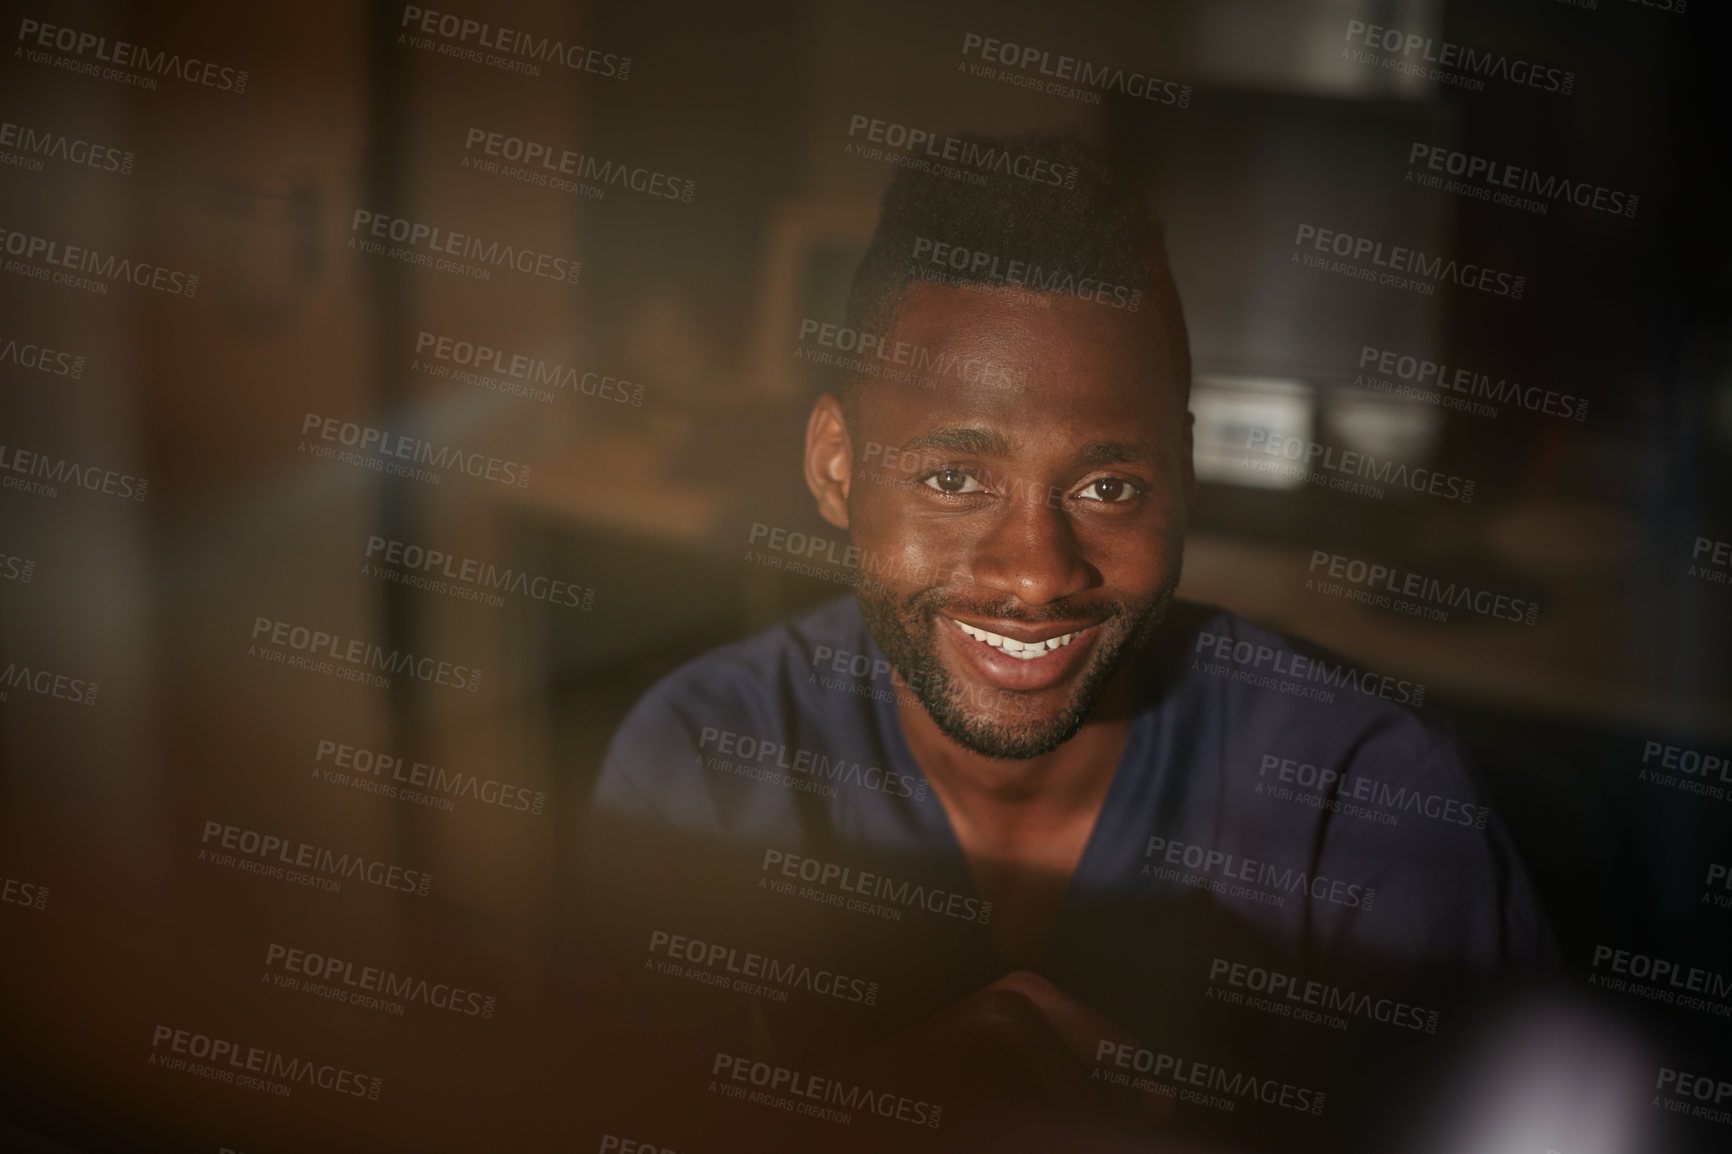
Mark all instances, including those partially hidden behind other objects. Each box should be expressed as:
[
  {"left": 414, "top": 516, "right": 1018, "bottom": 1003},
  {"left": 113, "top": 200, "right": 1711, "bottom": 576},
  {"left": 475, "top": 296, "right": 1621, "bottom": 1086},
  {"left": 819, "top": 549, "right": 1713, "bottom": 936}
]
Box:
[{"left": 843, "top": 970, "right": 1173, "bottom": 1148}]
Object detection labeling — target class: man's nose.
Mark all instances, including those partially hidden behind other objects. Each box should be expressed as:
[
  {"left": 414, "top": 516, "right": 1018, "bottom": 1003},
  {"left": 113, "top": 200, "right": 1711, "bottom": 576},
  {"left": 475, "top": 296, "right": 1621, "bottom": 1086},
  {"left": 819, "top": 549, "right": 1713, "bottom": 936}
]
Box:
[{"left": 968, "top": 489, "right": 1095, "bottom": 607}]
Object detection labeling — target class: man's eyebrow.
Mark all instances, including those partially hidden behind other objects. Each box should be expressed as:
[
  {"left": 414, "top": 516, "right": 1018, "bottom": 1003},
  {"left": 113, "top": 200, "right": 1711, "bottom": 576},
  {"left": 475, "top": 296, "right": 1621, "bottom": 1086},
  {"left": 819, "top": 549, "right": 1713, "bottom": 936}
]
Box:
[
  {"left": 896, "top": 427, "right": 1011, "bottom": 458},
  {"left": 1078, "top": 440, "right": 1157, "bottom": 467}
]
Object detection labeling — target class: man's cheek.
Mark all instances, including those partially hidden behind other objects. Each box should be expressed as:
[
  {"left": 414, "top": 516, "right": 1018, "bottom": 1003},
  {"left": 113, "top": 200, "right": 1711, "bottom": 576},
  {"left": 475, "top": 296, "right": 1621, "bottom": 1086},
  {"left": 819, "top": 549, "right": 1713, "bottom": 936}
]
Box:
[
  {"left": 1144, "top": 503, "right": 1190, "bottom": 595},
  {"left": 848, "top": 495, "right": 968, "bottom": 589},
  {"left": 1086, "top": 520, "right": 1176, "bottom": 596}
]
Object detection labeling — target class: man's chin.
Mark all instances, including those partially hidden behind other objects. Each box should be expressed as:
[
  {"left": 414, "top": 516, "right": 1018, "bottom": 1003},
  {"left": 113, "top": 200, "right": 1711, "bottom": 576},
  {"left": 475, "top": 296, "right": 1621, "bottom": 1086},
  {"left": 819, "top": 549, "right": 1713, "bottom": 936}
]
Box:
[
  {"left": 922, "top": 697, "right": 1095, "bottom": 761},
  {"left": 909, "top": 650, "right": 1120, "bottom": 761},
  {"left": 856, "top": 577, "right": 1174, "bottom": 761}
]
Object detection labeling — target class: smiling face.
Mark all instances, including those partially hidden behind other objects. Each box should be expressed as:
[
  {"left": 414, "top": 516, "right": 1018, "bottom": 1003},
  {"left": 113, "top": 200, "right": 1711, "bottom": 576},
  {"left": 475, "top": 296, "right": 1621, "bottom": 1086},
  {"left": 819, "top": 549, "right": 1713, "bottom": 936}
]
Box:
[{"left": 807, "top": 281, "right": 1194, "bottom": 760}]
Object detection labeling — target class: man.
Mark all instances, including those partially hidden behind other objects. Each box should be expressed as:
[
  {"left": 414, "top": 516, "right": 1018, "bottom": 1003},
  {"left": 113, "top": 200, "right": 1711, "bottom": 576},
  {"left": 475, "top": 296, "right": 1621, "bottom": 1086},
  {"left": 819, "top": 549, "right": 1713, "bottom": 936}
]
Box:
[{"left": 576, "top": 132, "right": 1553, "bottom": 1153}]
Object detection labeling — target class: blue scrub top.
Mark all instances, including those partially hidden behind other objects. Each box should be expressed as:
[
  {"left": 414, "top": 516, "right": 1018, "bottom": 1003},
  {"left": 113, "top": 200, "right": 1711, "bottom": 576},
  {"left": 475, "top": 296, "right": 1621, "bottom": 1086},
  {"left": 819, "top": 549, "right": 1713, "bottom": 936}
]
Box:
[{"left": 581, "top": 595, "right": 1555, "bottom": 1147}]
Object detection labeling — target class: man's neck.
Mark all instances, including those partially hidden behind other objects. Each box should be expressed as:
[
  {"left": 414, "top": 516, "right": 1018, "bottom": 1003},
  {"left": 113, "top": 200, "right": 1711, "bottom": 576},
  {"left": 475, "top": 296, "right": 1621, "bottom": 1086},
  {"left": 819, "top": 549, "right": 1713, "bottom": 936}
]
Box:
[
  {"left": 896, "top": 665, "right": 1136, "bottom": 834},
  {"left": 893, "top": 667, "right": 1137, "bottom": 969}
]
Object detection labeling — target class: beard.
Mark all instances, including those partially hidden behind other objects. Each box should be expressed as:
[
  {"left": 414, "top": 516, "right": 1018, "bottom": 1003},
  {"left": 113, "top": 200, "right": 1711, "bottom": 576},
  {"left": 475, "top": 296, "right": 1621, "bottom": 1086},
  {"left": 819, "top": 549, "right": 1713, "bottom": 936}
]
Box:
[{"left": 856, "top": 574, "right": 1177, "bottom": 760}]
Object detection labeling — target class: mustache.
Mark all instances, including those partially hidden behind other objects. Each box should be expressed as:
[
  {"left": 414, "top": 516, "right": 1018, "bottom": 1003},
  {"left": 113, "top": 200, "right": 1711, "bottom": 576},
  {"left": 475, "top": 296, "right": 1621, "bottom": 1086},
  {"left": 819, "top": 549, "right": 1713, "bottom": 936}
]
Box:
[{"left": 898, "top": 584, "right": 1133, "bottom": 626}]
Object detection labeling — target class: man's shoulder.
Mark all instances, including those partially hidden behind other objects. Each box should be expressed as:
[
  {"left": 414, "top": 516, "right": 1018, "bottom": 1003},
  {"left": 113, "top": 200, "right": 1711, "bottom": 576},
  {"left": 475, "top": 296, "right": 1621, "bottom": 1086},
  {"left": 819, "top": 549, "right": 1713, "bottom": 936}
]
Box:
[
  {"left": 627, "top": 595, "right": 868, "bottom": 724},
  {"left": 592, "top": 597, "right": 873, "bottom": 825},
  {"left": 1158, "top": 602, "right": 1552, "bottom": 967},
  {"left": 1162, "top": 599, "right": 1429, "bottom": 707},
  {"left": 1154, "top": 599, "right": 1467, "bottom": 788}
]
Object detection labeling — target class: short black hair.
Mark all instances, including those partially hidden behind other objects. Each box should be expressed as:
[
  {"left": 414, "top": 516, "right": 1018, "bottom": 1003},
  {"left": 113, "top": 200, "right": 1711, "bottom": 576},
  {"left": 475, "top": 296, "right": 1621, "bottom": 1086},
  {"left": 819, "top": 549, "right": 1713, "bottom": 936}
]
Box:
[{"left": 839, "top": 129, "right": 1190, "bottom": 420}]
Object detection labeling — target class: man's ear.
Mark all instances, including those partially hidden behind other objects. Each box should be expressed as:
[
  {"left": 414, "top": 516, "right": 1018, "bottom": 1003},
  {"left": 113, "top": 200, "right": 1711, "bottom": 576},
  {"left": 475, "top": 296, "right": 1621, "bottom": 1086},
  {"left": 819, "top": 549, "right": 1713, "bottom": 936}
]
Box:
[{"left": 804, "top": 394, "right": 853, "bottom": 530}]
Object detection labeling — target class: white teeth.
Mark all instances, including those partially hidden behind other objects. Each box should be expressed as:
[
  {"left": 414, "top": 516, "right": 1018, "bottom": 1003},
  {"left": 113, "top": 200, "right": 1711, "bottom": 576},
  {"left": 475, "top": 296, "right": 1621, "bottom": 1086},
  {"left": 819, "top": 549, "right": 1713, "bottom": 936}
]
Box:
[{"left": 954, "top": 620, "right": 1077, "bottom": 660}]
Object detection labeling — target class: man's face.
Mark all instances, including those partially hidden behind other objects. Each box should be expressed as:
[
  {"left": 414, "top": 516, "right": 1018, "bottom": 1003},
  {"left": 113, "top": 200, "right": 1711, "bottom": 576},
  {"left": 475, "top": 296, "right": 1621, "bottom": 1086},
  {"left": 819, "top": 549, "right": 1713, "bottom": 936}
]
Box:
[{"left": 837, "top": 282, "right": 1193, "bottom": 760}]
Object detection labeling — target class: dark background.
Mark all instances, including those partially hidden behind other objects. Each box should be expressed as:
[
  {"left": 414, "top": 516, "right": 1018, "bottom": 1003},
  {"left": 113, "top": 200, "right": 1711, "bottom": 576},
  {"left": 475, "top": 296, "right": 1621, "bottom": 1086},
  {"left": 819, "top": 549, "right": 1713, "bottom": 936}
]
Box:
[{"left": 1, "top": 0, "right": 1728, "bottom": 1150}]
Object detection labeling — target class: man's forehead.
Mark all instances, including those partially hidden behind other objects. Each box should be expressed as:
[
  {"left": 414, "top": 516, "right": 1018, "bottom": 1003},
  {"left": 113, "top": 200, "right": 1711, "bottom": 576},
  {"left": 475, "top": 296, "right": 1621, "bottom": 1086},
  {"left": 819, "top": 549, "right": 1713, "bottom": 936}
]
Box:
[
  {"left": 879, "top": 280, "right": 1184, "bottom": 405},
  {"left": 893, "top": 424, "right": 1159, "bottom": 466},
  {"left": 867, "top": 287, "right": 1167, "bottom": 407}
]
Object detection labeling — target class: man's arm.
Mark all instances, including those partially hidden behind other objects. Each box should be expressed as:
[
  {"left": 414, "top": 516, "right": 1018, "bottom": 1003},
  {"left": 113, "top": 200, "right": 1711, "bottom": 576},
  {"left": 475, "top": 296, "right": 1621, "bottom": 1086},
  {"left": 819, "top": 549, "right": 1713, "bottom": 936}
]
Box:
[{"left": 1311, "top": 733, "right": 1557, "bottom": 982}]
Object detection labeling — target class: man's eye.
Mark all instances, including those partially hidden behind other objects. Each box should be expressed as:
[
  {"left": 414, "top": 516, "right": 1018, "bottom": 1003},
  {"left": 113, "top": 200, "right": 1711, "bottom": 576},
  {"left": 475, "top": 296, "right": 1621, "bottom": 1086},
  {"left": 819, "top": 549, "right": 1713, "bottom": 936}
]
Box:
[
  {"left": 1077, "top": 477, "right": 1139, "bottom": 503},
  {"left": 922, "top": 468, "right": 986, "bottom": 495}
]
